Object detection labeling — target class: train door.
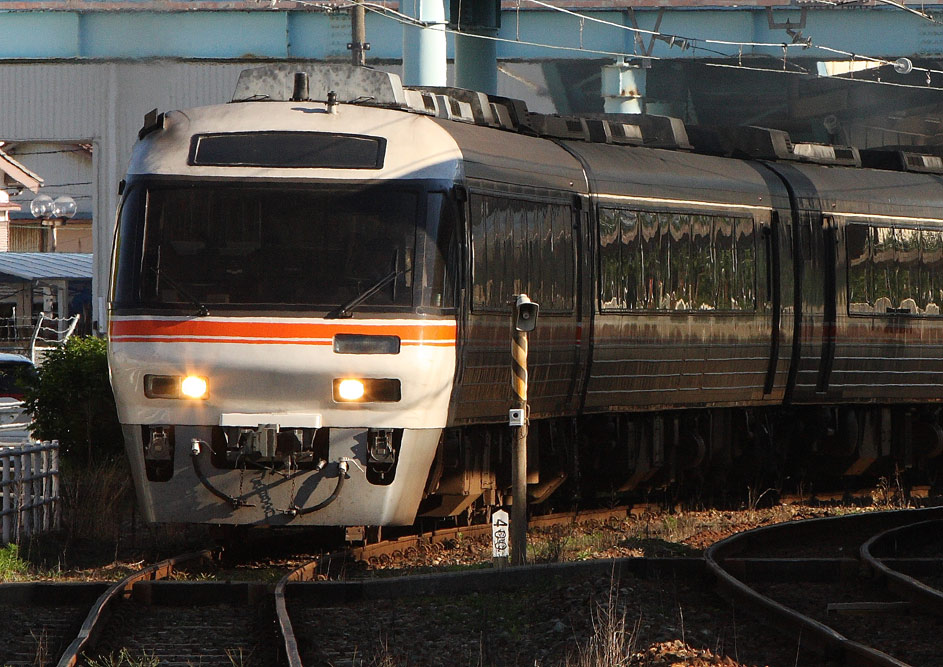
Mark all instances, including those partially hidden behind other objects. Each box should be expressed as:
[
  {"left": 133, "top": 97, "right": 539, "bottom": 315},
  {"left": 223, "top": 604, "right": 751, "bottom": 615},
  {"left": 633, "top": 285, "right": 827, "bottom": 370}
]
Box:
[{"left": 759, "top": 163, "right": 830, "bottom": 403}]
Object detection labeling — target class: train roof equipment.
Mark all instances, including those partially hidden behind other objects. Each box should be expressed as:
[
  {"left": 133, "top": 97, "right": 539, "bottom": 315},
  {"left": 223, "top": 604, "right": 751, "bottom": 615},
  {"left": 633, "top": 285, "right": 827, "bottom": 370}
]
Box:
[{"left": 139, "top": 64, "right": 943, "bottom": 180}]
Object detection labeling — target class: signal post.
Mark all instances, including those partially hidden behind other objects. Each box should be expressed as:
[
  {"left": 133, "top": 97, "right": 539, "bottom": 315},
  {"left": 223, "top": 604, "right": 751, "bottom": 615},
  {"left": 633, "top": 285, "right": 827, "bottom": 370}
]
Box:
[{"left": 509, "top": 294, "right": 538, "bottom": 566}]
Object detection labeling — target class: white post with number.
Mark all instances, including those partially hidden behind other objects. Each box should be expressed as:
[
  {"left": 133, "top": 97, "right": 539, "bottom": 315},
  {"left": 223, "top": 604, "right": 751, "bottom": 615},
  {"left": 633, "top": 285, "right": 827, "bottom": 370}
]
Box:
[{"left": 492, "top": 509, "right": 509, "bottom": 568}]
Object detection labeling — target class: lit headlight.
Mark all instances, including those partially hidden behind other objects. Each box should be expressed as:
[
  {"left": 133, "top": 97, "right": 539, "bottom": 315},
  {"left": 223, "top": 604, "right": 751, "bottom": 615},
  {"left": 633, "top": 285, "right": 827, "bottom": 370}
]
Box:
[
  {"left": 332, "top": 378, "right": 402, "bottom": 403},
  {"left": 336, "top": 379, "right": 366, "bottom": 401},
  {"left": 144, "top": 374, "right": 209, "bottom": 400},
  {"left": 180, "top": 376, "right": 209, "bottom": 399}
]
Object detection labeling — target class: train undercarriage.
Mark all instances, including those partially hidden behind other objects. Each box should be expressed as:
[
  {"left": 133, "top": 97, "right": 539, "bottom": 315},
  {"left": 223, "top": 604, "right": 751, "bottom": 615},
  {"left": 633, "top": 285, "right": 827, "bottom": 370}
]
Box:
[{"left": 418, "top": 406, "right": 943, "bottom": 519}]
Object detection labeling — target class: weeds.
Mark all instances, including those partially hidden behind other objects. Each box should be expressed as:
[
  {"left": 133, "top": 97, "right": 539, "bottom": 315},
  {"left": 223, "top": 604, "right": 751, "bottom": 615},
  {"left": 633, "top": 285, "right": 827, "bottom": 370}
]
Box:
[
  {"left": 567, "top": 579, "right": 640, "bottom": 667},
  {"left": 0, "top": 543, "right": 30, "bottom": 581},
  {"left": 225, "top": 647, "right": 253, "bottom": 666},
  {"left": 30, "top": 627, "right": 49, "bottom": 667},
  {"left": 871, "top": 468, "right": 911, "bottom": 509},
  {"left": 59, "top": 457, "right": 132, "bottom": 544},
  {"left": 84, "top": 649, "right": 160, "bottom": 667}
]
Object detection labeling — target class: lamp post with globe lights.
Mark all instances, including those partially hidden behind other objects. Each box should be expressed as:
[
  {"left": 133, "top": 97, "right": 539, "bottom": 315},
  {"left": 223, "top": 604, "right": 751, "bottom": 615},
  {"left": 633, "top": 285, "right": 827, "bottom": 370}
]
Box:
[{"left": 30, "top": 194, "right": 76, "bottom": 252}]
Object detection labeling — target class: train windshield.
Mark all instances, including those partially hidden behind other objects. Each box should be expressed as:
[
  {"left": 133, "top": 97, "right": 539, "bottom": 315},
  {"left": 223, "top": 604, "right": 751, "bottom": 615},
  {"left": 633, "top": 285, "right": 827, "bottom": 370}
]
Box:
[{"left": 113, "top": 181, "right": 453, "bottom": 313}]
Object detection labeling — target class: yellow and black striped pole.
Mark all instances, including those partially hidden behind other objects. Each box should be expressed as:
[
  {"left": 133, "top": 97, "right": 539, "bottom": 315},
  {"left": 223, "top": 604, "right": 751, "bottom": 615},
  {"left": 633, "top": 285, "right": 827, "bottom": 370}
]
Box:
[{"left": 510, "top": 293, "right": 538, "bottom": 566}]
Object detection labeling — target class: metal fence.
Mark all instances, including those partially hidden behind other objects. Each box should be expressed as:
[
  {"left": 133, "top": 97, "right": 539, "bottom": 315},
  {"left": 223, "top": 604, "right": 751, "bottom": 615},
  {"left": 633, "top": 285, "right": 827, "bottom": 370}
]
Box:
[{"left": 0, "top": 441, "right": 59, "bottom": 544}]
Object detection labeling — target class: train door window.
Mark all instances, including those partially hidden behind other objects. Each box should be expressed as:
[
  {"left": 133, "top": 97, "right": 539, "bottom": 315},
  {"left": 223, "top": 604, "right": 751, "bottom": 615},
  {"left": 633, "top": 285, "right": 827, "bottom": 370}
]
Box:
[
  {"left": 922, "top": 230, "right": 943, "bottom": 313},
  {"left": 898, "top": 227, "right": 920, "bottom": 309},
  {"left": 871, "top": 226, "right": 896, "bottom": 310},
  {"left": 640, "top": 211, "right": 660, "bottom": 310},
  {"left": 735, "top": 217, "right": 756, "bottom": 310},
  {"left": 846, "top": 223, "right": 871, "bottom": 313},
  {"left": 691, "top": 214, "right": 715, "bottom": 309},
  {"left": 666, "top": 213, "right": 690, "bottom": 310}
]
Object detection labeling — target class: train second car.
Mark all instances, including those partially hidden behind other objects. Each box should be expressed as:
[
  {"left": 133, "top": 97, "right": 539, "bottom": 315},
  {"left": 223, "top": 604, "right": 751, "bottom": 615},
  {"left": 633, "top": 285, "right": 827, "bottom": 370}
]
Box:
[{"left": 108, "top": 64, "right": 943, "bottom": 526}]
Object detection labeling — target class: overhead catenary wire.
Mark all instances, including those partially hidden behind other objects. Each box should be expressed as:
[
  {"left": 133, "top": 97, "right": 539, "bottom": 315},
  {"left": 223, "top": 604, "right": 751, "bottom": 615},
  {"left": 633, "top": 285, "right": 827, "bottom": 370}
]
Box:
[{"left": 285, "top": 0, "right": 943, "bottom": 90}]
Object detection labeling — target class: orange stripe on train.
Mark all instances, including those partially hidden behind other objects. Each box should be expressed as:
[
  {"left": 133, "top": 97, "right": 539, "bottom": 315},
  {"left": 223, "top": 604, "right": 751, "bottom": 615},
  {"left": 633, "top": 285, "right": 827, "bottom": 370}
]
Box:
[{"left": 109, "top": 319, "right": 457, "bottom": 344}]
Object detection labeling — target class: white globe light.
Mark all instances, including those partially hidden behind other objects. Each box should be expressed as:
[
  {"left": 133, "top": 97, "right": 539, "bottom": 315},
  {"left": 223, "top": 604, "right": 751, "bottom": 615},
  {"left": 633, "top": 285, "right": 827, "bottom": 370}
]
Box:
[
  {"left": 29, "top": 195, "right": 54, "bottom": 219},
  {"left": 51, "top": 196, "right": 77, "bottom": 220}
]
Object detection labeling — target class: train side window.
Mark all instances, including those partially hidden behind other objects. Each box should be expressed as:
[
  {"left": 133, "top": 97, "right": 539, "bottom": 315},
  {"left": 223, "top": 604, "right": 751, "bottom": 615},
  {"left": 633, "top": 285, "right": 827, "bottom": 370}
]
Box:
[
  {"left": 871, "top": 226, "right": 896, "bottom": 309},
  {"left": 735, "top": 217, "right": 756, "bottom": 310},
  {"left": 922, "top": 230, "right": 943, "bottom": 313},
  {"left": 691, "top": 214, "right": 714, "bottom": 309},
  {"left": 898, "top": 227, "right": 920, "bottom": 308},
  {"left": 666, "top": 213, "right": 690, "bottom": 310},
  {"left": 550, "top": 204, "right": 574, "bottom": 311},
  {"left": 640, "top": 211, "right": 660, "bottom": 310},
  {"left": 715, "top": 216, "right": 735, "bottom": 310},
  {"left": 620, "top": 210, "right": 640, "bottom": 309},
  {"left": 846, "top": 223, "right": 871, "bottom": 312},
  {"left": 598, "top": 207, "right": 622, "bottom": 310}
]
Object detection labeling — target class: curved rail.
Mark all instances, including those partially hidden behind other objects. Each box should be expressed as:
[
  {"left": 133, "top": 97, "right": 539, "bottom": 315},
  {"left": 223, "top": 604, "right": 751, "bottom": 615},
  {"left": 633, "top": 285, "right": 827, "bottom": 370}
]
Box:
[
  {"left": 861, "top": 518, "right": 943, "bottom": 615},
  {"left": 274, "top": 505, "right": 635, "bottom": 666},
  {"left": 705, "top": 507, "right": 943, "bottom": 667},
  {"left": 57, "top": 548, "right": 215, "bottom": 667}
]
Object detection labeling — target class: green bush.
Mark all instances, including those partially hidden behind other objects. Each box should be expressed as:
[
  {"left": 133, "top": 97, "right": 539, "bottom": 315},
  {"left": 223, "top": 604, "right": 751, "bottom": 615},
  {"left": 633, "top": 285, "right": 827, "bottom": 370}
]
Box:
[{"left": 24, "top": 336, "right": 123, "bottom": 466}]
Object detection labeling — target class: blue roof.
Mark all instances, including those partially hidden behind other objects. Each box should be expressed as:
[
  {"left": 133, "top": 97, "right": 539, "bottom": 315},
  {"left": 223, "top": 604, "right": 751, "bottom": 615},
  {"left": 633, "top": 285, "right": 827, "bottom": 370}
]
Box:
[{"left": 0, "top": 253, "right": 92, "bottom": 281}]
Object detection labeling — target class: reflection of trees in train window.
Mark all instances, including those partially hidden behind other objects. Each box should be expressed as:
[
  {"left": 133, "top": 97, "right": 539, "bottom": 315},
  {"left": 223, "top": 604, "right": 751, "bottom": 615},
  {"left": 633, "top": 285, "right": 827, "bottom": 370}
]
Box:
[
  {"left": 846, "top": 224, "right": 871, "bottom": 311},
  {"left": 639, "top": 211, "right": 660, "bottom": 310},
  {"left": 871, "top": 226, "right": 896, "bottom": 305},
  {"left": 596, "top": 207, "right": 756, "bottom": 313},
  {"left": 922, "top": 230, "right": 943, "bottom": 312},
  {"left": 848, "top": 223, "right": 943, "bottom": 315},
  {"left": 735, "top": 217, "right": 756, "bottom": 309},
  {"left": 665, "top": 213, "right": 690, "bottom": 309},
  {"left": 691, "top": 214, "right": 715, "bottom": 310},
  {"left": 714, "top": 216, "right": 734, "bottom": 310},
  {"left": 598, "top": 208, "right": 622, "bottom": 309},
  {"left": 470, "top": 194, "right": 574, "bottom": 313},
  {"left": 552, "top": 206, "right": 574, "bottom": 310},
  {"left": 898, "top": 228, "right": 920, "bottom": 305},
  {"left": 620, "top": 211, "right": 640, "bottom": 310}
]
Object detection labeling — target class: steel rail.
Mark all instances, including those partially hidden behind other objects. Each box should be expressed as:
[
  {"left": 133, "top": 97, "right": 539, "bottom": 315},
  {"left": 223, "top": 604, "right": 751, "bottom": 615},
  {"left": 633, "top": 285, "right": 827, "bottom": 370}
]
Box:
[
  {"left": 56, "top": 549, "right": 215, "bottom": 667},
  {"left": 705, "top": 508, "right": 943, "bottom": 667},
  {"left": 274, "top": 505, "right": 635, "bottom": 666},
  {"left": 860, "top": 518, "right": 943, "bottom": 615}
]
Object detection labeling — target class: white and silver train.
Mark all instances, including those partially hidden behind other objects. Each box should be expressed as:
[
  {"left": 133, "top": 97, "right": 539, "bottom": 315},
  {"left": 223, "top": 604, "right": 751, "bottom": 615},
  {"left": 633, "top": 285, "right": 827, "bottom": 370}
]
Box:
[{"left": 109, "top": 64, "right": 943, "bottom": 526}]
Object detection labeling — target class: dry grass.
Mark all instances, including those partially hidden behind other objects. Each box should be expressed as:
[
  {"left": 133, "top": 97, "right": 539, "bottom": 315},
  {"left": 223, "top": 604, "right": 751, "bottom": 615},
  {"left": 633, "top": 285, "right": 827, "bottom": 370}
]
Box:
[
  {"left": 565, "top": 581, "right": 641, "bottom": 667},
  {"left": 59, "top": 457, "right": 134, "bottom": 544}
]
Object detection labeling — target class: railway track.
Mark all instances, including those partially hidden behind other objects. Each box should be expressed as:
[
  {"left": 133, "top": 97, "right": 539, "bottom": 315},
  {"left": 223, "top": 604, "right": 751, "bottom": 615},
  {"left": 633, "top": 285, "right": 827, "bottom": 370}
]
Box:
[
  {"left": 7, "top": 504, "right": 943, "bottom": 665},
  {"left": 707, "top": 506, "right": 943, "bottom": 666}
]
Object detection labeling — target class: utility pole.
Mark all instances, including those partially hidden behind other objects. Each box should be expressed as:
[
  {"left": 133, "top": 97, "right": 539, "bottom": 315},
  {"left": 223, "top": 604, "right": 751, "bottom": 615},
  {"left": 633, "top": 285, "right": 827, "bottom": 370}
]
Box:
[{"left": 349, "top": 0, "right": 369, "bottom": 66}]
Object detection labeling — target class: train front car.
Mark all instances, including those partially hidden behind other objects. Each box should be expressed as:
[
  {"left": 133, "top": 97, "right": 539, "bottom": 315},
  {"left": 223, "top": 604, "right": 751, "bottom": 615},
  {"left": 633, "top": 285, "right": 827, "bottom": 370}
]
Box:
[{"left": 108, "top": 67, "right": 461, "bottom": 526}]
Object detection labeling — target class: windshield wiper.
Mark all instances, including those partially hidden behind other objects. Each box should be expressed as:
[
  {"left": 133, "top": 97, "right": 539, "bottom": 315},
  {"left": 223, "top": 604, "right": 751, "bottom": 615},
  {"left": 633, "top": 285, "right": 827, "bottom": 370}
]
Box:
[
  {"left": 151, "top": 267, "right": 209, "bottom": 317},
  {"left": 325, "top": 268, "right": 400, "bottom": 319}
]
